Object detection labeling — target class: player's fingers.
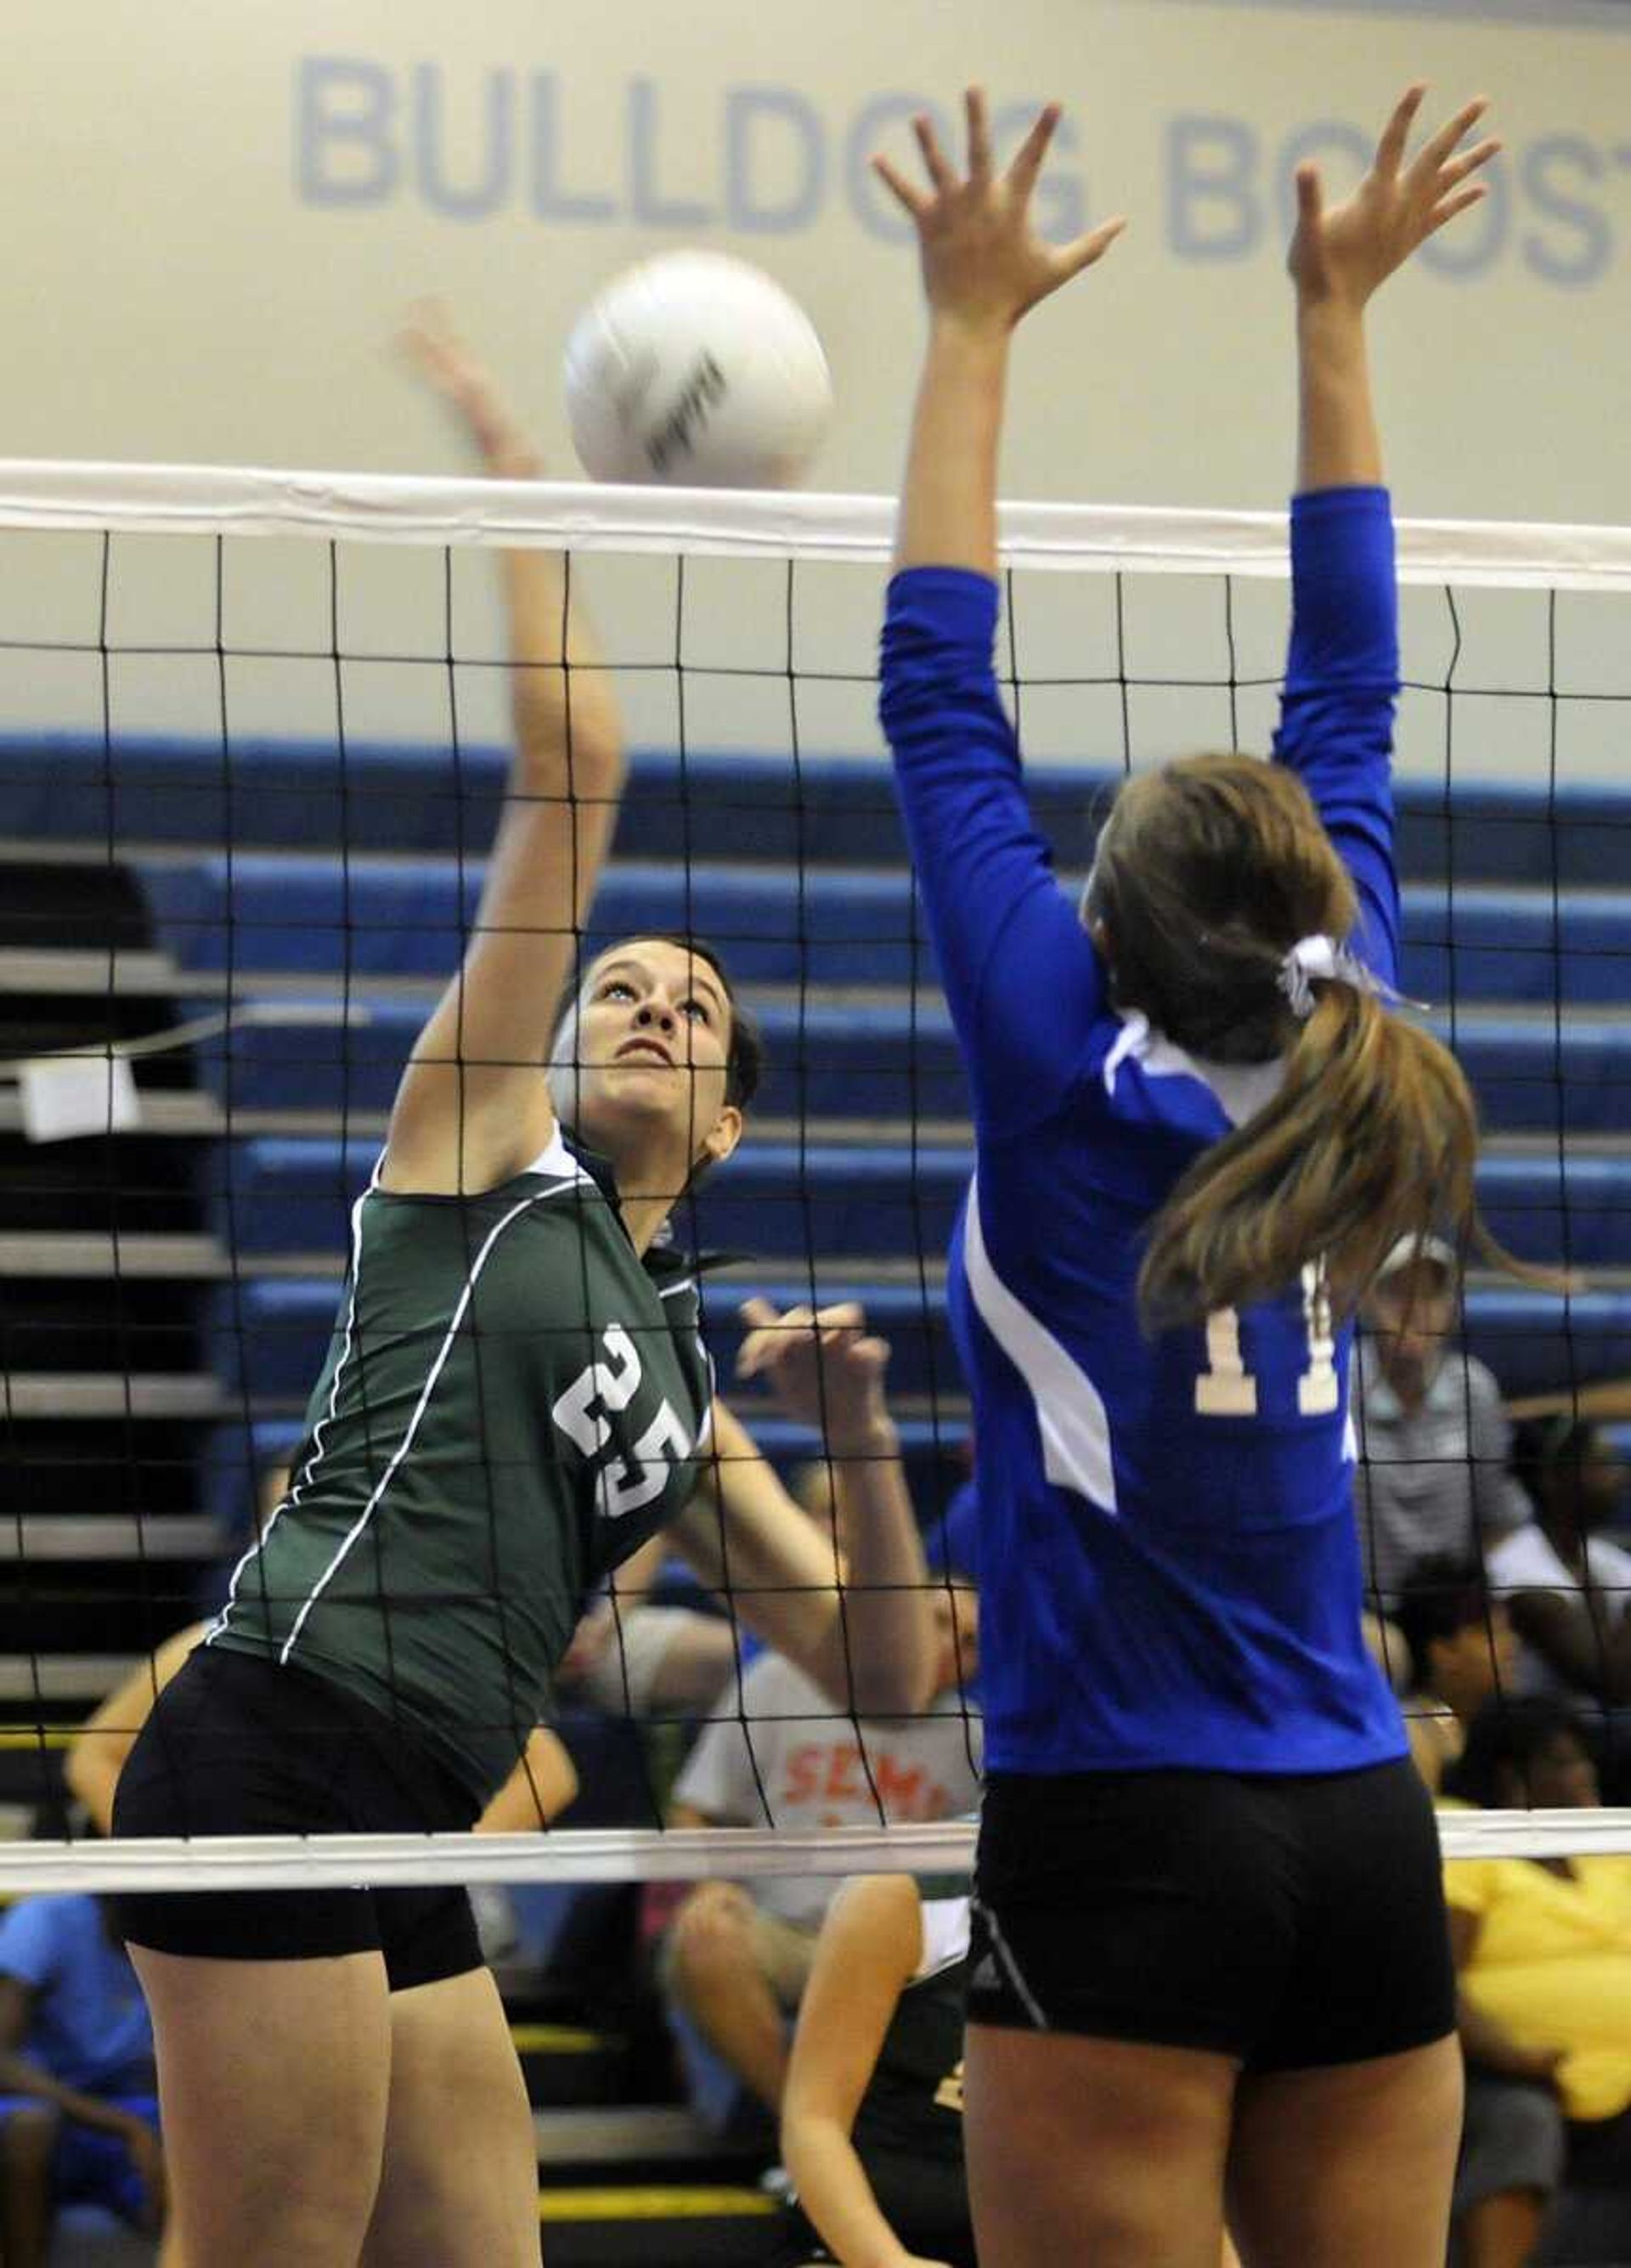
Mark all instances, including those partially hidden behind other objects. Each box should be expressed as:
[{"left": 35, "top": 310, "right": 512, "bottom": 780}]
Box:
[
  {"left": 1422, "top": 183, "right": 1490, "bottom": 240},
  {"left": 1294, "top": 161, "right": 1323, "bottom": 231},
  {"left": 737, "top": 1296, "right": 779, "bottom": 1330},
  {"left": 811, "top": 1301, "right": 867, "bottom": 1333},
  {"left": 1057, "top": 214, "right": 1128, "bottom": 282},
  {"left": 1436, "top": 136, "right": 1501, "bottom": 196},
  {"left": 1374, "top": 82, "right": 1429, "bottom": 178},
  {"left": 913, "top": 112, "right": 959, "bottom": 195},
  {"left": 964, "top": 86, "right": 995, "bottom": 184},
  {"left": 1415, "top": 95, "right": 1492, "bottom": 182},
  {"left": 872, "top": 153, "right": 931, "bottom": 221},
  {"left": 1004, "top": 103, "right": 1063, "bottom": 201}
]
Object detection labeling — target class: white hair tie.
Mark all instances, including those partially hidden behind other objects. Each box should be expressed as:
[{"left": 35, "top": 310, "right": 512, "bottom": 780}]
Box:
[{"left": 1277, "top": 934, "right": 1379, "bottom": 1021}]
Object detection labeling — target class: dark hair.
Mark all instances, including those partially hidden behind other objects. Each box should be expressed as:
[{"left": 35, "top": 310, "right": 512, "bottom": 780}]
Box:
[
  {"left": 1086, "top": 754, "right": 1525, "bottom": 1328},
  {"left": 1441, "top": 1695, "right": 1589, "bottom": 1809},
  {"left": 563, "top": 932, "right": 766, "bottom": 1110},
  {"left": 1394, "top": 1557, "right": 1493, "bottom": 1693},
  {"left": 1510, "top": 1415, "right": 1597, "bottom": 1521}
]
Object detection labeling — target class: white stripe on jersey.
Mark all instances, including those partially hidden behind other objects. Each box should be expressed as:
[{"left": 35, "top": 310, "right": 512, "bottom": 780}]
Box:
[
  {"left": 276, "top": 1170, "right": 594, "bottom": 1667},
  {"left": 962, "top": 1176, "right": 1117, "bottom": 1515},
  {"left": 207, "top": 1188, "right": 370, "bottom": 1645},
  {"left": 915, "top": 1893, "right": 973, "bottom": 1983},
  {"left": 1103, "top": 1009, "right": 1285, "bottom": 1129}
]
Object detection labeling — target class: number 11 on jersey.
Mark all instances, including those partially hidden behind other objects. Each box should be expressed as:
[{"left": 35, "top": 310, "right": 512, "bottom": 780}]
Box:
[{"left": 1195, "top": 1262, "right": 1340, "bottom": 1419}]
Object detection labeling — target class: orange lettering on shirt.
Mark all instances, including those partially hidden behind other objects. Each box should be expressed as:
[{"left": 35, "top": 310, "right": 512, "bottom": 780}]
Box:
[
  {"left": 872, "top": 1755, "right": 928, "bottom": 1814},
  {"left": 825, "top": 1746, "right": 863, "bottom": 1801},
  {"left": 783, "top": 1746, "right": 822, "bottom": 1803}
]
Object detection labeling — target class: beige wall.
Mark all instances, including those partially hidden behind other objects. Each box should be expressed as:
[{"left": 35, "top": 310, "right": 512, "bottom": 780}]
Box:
[
  {"left": 1, "top": 2, "right": 1626, "bottom": 773},
  {"left": 4, "top": 1, "right": 1628, "bottom": 516}
]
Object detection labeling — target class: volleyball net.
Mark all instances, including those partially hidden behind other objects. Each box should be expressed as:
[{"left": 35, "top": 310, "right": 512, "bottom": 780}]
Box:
[{"left": 3, "top": 460, "right": 1631, "bottom": 1892}]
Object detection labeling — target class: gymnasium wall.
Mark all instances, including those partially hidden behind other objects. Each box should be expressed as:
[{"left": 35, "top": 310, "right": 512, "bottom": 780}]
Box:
[{"left": 1, "top": 0, "right": 1626, "bottom": 773}]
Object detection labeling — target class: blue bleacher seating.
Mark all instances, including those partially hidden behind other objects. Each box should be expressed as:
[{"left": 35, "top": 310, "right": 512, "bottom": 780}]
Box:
[
  {"left": 176, "top": 991, "right": 1631, "bottom": 1137},
  {"left": 6, "top": 730, "right": 1631, "bottom": 882},
  {"left": 201, "top": 1267, "right": 1631, "bottom": 1412},
  {"left": 135, "top": 851, "right": 1631, "bottom": 1007},
  {"left": 20, "top": 728, "right": 1631, "bottom": 1562},
  {"left": 207, "top": 1137, "right": 1630, "bottom": 1272}
]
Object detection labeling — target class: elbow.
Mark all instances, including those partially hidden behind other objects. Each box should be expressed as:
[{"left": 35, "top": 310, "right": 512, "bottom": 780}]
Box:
[
  {"left": 63, "top": 1753, "right": 112, "bottom": 1832},
  {"left": 845, "top": 1647, "right": 938, "bottom": 1721}
]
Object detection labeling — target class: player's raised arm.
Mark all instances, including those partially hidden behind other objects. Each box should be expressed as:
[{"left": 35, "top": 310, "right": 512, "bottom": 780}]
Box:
[
  {"left": 673, "top": 1301, "right": 938, "bottom": 1718},
  {"left": 873, "top": 94, "right": 1125, "bottom": 1131},
  {"left": 1290, "top": 86, "right": 1497, "bottom": 496},
  {"left": 1275, "top": 88, "right": 1499, "bottom": 984},
  {"left": 381, "top": 304, "right": 626, "bottom": 1195}
]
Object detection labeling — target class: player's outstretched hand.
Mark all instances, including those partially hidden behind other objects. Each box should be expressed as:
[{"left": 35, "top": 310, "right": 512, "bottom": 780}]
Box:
[
  {"left": 399, "top": 299, "right": 543, "bottom": 481},
  {"left": 736, "top": 1296, "right": 895, "bottom": 1454},
  {"left": 872, "top": 87, "right": 1126, "bottom": 333},
  {"left": 1288, "top": 84, "right": 1500, "bottom": 311}
]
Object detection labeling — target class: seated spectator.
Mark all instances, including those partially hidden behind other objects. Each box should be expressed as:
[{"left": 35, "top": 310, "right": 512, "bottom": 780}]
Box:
[
  {"left": 776, "top": 1870, "right": 978, "bottom": 2267},
  {"left": 1353, "top": 1235, "right": 1529, "bottom": 1609},
  {"left": 775, "top": 1870, "right": 1240, "bottom": 2268},
  {"left": 1490, "top": 1419, "right": 1631, "bottom": 1708},
  {"left": 1442, "top": 1697, "right": 1631, "bottom": 2265},
  {"left": 0, "top": 1895, "right": 178, "bottom": 2268},
  {"left": 1394, "top": 1557, "right": 1518, "bottom": 1792},
  {"left": 663, "top": 1582, "right": 982, "bottom": 2120}
]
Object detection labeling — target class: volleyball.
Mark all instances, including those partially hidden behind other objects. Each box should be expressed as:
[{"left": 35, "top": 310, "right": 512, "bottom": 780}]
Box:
[{"left": 563, "top": 250, "right": 833, "bottom": 489}]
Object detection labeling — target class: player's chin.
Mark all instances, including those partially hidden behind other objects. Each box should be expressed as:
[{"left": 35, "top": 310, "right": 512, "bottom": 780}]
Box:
[{"left": 580, "top": 1065, "right": 703, "bottom": 1142}]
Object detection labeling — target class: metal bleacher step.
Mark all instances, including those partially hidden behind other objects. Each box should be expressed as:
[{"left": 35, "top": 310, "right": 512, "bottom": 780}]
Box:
[
  {"left": 0, "top": 1515, "right": 219, "bottom": 1564},
  {"left": 535, "top": 2106, "right": 731, "bottom": 2169},
  {"left": 0, "top": 1656, "right": 137, "bottom": 1705},
  {"left": 534, "top": 2186, "right": 779, "bottom": 2268},
  {"left": 0, "top": 1374, "right": 234, "bottom": 1421},
  {"left": 0, "top": 1087, "right": 975, "bottom": 1151}
]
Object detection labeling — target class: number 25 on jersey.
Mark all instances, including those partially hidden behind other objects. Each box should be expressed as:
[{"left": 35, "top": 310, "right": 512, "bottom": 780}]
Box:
[{"left": 551, "top": 1324, "right": 692, "bottom": 1520}]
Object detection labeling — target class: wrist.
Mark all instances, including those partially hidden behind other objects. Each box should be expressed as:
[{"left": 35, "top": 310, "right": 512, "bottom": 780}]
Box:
[
  {"left": 928, "top": 307, "right": 1014, "bottom": 358},
  {"left": 825, "top": 1414, "right": 900, "bottom": 1462},
  {"left": 1295, "top": 293, "right": 1369, "bottom": 342}
]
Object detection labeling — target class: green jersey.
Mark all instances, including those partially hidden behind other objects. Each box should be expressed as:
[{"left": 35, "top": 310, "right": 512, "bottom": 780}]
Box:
[{"left": 210, "top": 1128, "right": 713, "bottom": 1803}]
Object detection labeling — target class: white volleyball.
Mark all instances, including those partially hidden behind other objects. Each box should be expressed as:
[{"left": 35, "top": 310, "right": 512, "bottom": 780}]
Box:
[{"left": 564, "top": 251, "right": 833, "bottom": 489}]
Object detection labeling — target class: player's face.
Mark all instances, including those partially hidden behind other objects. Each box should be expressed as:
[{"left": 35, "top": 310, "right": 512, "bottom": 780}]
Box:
[
  {"left": 1364, "top": 1261, "right": 1458, "bottom": 1398},
  {"left": 554, "top": 941, "right": 740, "bottom": 1171}
]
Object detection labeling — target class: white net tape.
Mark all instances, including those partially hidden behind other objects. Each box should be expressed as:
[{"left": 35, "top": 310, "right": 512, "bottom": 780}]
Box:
[
  {"left": 3, "top": 457, "right": 1631, "bottom": 588},
  {"left": 2, "top": 1809, "right": 1629, "bottom": 1897}
]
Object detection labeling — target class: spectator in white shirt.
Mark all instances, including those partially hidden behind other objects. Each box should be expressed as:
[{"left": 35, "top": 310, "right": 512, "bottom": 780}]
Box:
[
  {"left": 1354, "top": 1236, "right": 1530, "bottom": 1609},
  {"left": 1491, "top": 1418, "right": 1631, "bottom": 1710},
  {"left": 660, "top": 1579, "right": 981, "bottom": 2119}
]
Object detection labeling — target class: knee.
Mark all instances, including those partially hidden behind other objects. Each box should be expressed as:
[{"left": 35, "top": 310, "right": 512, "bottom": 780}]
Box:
[
  {"left": 666, "top": 1884, "right": 758, "bottom": 1994},
  {"left": 1487, "top": 2083, "right": 1566, "bottom": 2195}
]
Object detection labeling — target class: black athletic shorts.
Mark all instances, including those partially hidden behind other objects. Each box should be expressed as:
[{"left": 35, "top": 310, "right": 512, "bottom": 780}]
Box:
[
  {"left": 110, "top": 1646, "right": 484, "bottom": 1991},
  {"left": 968, "top": 1756, "right": 1454, "bottom": 2070}
]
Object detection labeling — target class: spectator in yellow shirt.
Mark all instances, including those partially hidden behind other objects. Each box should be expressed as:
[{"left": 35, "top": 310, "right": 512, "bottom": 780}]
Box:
[{"left": 1442, "top": 1698, "right": 1631, "bottom": 2265}]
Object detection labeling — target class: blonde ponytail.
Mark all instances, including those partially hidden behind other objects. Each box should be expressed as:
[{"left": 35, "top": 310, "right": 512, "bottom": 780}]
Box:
[{"left": 1137, "top": 984, "right": 1504, "bottom": 1329}]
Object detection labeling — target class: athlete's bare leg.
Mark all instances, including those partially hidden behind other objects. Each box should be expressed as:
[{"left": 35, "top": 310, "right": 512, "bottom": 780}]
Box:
[
  {"left": 130, "top": 1945, "right": 392, "bottom": 2268},
  {"left": 965, "top": 2023, "right": 1238, "bottom": 2268},
  {"left": 359, "top": 1966, "right": 541, "bottom": 2268},
  {"left": 1227, "top": 2034, "right": 1463, "bottom": 2268}
]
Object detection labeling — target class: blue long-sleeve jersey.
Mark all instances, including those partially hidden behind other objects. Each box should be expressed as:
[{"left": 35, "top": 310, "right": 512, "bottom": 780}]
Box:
[{"left": 880, "top": 488, "right": 1407, "bottom": 1777}]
